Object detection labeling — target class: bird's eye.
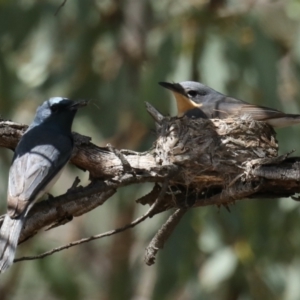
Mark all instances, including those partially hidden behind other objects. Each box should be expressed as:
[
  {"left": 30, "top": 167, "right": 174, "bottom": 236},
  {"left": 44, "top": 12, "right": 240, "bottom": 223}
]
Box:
[
  {"left": 51, "top": 104, "right": 60, "bottom": 112},
  {"left": 187, "top": 90, "right": 198, "bottom": 97},
  {"left": 198, "top": 90, "right": 207, "bottom": 96}
]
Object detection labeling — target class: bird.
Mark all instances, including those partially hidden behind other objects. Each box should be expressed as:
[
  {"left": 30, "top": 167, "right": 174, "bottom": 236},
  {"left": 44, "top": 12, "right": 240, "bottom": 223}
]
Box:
[
  {"left": 0, "top": 97, "right": 87, "bottom": 273},
  {"left": 159, "top": 81, "right": 300, "bottom": 128}
]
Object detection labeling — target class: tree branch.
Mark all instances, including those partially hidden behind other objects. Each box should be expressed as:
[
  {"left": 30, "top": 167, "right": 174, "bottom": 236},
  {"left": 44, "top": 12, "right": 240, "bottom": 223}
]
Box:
[
  {"left": 1, "top": 103, "right": 300, "bottom": 265},
  {"left": 14, "top": 174, "right": 171, "bottom": 262},
  {"left": 145, "top": 208, "right": 187, "bottom": 266},
  {"left": 54, "top": 0, "right": 67, "bottom": 16}
]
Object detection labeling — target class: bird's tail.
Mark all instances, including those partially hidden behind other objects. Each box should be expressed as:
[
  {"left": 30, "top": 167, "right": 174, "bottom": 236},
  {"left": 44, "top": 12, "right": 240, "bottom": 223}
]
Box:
[{"left": 0, "top": 214, "right": 25, "bottom": 273}]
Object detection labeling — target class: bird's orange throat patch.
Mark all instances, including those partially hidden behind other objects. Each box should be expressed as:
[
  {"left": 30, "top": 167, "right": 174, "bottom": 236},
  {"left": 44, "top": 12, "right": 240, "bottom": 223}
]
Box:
[{"left": 173, "top": 93, "right": 203, "bottom": 117}]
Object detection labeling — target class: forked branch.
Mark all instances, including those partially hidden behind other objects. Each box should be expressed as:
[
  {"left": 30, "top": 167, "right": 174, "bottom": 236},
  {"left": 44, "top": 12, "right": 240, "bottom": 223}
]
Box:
[{"left": 1, "top": 102, "right": 300, "bottom": 265}]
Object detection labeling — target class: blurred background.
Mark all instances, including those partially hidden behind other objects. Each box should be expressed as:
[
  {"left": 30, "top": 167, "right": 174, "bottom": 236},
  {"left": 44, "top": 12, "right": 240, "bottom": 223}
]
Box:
[{"left": 1, "top": 0, "right": 300, "bottom": 299}]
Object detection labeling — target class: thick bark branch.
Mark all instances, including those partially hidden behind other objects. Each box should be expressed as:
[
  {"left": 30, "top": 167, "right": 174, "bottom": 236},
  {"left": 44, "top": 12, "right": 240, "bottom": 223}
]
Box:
[{"left": 1, "top": 103, "right": 300, "bottom": 263}]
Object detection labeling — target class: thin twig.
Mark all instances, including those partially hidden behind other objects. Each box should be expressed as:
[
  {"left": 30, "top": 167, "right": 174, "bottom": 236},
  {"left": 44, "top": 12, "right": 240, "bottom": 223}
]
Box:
[
  {"left": 14, "top": 179, "right": 170, "bottom": 263},
  {"left": 67, "top": 176, "right": 81, "bottom": 192},
  {"left": 148, "top": 178, "right": 170, "bottom": 217},
  {"left": 14, "top": 207, "right": 150, "bottom": 262},
  {"left": 54, "top": 0, "right": 67, "bottom": 16},
  {"left": 145, "top": 102, "right": 164, "bottom": 124},
  {"left": 145, "top": 208, "right": 187, "bottom": 265}
]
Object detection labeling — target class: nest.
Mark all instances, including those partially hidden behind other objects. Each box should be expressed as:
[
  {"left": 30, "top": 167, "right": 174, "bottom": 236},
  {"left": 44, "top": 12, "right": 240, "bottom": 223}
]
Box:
[{"left": 154, "top": 115, "right": 278, "bottom": 190}]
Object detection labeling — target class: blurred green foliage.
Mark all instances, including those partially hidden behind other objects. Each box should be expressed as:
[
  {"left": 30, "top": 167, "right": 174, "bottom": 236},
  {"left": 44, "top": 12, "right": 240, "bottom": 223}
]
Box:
[{"left": 1, "top": 0, "right": 300, "bottom": 299}]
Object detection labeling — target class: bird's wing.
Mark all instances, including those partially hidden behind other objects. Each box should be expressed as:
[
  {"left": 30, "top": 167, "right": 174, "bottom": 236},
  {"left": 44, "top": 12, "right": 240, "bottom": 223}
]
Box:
[
  {"left": 207, "top": 97, "right": 287, "bottom": 121},
  {"left": 236, "top": 104, "right": 288, "bottom": 121},
  {"left": 7, "top": 143, "right": 71, "bottom": 218}
]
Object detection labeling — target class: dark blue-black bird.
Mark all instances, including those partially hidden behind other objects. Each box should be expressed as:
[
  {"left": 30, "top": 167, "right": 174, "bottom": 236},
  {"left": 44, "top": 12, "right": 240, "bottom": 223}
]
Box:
[
  {"left": 0, "top": 97, "right": 87, "bottom": 273},
  {"left": 159, "top": 81, "right": 300, "bottom": 128}
]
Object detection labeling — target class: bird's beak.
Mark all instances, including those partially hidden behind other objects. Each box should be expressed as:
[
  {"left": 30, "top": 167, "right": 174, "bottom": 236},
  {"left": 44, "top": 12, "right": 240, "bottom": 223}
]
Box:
[
  {"left": 159, "top": 82, "right": 202, "bottom": 117},
  {"left": 159, "top": 82, "right": 187, "bottom": 95},
  {"left": 69, "top": 100, "right": 89, "bottom": 110}
]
